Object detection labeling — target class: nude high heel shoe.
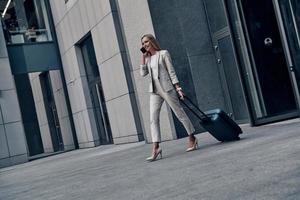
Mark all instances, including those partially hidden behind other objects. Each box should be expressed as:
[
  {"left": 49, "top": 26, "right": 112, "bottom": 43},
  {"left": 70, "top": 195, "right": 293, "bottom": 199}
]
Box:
[
  {"left": 186, "top": 138, "right": 198, "bottom": 152},
  {"left": 146, "top": 149, "right": 162, "bottom": 162}
]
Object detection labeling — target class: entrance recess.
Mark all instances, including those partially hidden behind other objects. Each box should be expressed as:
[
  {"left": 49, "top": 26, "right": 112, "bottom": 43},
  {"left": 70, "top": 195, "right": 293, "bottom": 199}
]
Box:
[
  {"left": 237, "top": 0, "right": 299, "bottom": 124},
  {"left": 40, "top": 72, "right": 64, "bottom": 151},
  {"left": 273, "top": 0, "right": 300, "bottom": 111},
  {"left": 80, "top": 36, "right": 113, "bottom": 144}
]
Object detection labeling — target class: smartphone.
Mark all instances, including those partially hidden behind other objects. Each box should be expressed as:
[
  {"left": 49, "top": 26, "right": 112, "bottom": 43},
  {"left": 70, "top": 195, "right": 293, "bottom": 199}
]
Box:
[{"left": 140, "top": 47, "right": 147, "bottom": 54}]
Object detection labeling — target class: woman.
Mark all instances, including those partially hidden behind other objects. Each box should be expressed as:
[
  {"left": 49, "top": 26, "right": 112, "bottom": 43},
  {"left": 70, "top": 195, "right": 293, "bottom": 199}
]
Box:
[{"left": 140, "top": 34, "right": 198, "bottom": 162}]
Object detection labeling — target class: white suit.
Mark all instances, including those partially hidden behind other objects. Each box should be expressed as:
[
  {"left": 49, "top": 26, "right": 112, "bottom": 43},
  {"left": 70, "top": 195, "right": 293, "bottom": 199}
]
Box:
[{"left": 140, "top": 50, "right": 195, "bottom": 142}]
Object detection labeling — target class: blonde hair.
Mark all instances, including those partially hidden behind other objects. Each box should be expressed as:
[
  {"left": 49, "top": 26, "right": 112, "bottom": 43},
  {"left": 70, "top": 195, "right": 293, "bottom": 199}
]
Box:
[{"left": 141, "top": 34, "right": 161, "bottom": 51}]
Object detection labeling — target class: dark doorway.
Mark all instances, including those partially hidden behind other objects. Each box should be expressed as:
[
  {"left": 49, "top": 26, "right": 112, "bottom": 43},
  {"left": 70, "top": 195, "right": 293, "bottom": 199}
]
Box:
[
  {"left": 80, "top": 36, "right": 113, "bottom": 144},
  {"left": 14, "top": 74, "right": 44, "bottom": 156},
  {"left": 276, "top": 0, "right": 300, "bottom": 102},
  {"left": 239, "top": 0, "right": 298, "bottom": 124},
  {"left": 40, "top": 72, "right": 64, "bottom": 152}
]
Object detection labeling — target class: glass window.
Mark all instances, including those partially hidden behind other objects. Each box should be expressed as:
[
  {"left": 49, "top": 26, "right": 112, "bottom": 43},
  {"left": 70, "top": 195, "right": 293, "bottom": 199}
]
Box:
[{"left": 1, "top": 0, "right": 52, "bottom": 44}]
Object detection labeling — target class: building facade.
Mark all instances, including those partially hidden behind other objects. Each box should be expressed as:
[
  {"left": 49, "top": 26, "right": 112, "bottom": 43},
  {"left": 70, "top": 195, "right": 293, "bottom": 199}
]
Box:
[{"left": 0, "top": 0, "right": 299, "bottom": 168}]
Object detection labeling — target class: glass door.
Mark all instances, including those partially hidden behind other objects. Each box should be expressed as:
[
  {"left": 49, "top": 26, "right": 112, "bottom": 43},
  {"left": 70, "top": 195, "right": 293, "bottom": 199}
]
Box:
[
  {"left": 231, "top": 0, "right": 299, "bottom": 125},
  {"left": 40, "top": 72, "right": 64, "bottom": 152},
  {"left": 80, "top": 36, "right": 113, "bottom": 144},
  {"left": 273, "top": 0, "right": 300, "bottom": 111},
  {"left": 203, "top": 0, "right": 249, "bottom": 123}
]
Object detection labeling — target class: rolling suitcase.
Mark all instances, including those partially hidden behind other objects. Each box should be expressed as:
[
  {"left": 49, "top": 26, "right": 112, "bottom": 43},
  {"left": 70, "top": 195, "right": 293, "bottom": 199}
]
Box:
[{"left": 181, "top": 96, "right": 242, "bottom": 142}]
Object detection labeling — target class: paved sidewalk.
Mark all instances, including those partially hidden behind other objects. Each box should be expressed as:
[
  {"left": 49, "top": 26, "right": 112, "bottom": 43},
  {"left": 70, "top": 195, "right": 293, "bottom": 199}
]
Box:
[{"left": 0, "top": 120, "right": 300, "bottom": 200}]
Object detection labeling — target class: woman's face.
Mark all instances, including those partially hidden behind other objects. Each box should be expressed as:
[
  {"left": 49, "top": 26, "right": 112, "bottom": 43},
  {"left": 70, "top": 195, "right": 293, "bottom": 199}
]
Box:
[{"left": 141, "top": 36, "right": 153, "bottom": 52}]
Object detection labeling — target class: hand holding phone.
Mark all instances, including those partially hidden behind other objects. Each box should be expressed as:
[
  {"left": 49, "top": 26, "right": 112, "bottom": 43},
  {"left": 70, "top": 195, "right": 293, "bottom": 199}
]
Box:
[{"left": 140, "top": 47, "right": 147, "bottom": 54}]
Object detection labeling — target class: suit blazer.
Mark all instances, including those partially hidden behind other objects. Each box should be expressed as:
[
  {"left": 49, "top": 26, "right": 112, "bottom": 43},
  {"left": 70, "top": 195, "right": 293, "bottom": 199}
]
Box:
[{"left": 140, "top": 50, "right": 179, "bottom": 93}]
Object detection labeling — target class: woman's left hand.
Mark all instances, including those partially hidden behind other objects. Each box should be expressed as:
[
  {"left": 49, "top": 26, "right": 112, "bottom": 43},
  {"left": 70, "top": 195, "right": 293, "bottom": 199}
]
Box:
[{"left": 177, "top": 89, "right": 185, "bottom": 100}]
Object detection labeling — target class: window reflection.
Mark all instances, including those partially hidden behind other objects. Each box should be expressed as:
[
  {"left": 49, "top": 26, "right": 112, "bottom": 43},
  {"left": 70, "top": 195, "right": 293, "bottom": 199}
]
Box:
[{"left": 1, "top": 0, "right": 52, "bottom": 44}]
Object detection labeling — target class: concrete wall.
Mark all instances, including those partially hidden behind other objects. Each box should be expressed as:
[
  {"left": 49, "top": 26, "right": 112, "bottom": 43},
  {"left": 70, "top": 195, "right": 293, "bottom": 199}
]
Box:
[
  {"left": 0, "top": 0, "right": 251, "bottom": 169},
  {"left": 49, "top": 0, "right": 143, "bottom": 145},
  {"left": 115, "top": 0, "right": 177, "bottom": 142},
  {"left": 49, "top": 0, "right": 218, "bottom": 143},
  {"left": 147, "top": 0, "right": 229, "bottom": 134},
  {"left": 0, "top": 23, "right": 28, "bottom": 168}
]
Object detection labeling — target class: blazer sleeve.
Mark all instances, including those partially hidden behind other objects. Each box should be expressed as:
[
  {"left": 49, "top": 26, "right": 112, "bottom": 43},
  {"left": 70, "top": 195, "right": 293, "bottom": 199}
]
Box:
[
  {"left": 163, "top": 50, "right": 179, "bottom": 85},
  {"left": 140, "top": 58, "right": 149, "bottom": 77}
]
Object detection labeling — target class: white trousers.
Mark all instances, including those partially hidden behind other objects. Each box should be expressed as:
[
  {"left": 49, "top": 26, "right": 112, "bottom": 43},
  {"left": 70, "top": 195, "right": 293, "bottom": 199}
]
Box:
[{"left": 150, "top": 79, "right": 195, "bottom": 142}]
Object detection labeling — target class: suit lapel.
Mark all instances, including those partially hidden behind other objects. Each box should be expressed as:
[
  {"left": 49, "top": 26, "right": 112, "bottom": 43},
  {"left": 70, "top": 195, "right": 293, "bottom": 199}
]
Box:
[
  {"left": 147, "top": 51, "right": 160, "bottom": 79},
  {"left": 155, "top": 51, "right": 160, "bottom": 77},
  {"left": 145, "top": 57, "right": 151, "bottom": 77}
]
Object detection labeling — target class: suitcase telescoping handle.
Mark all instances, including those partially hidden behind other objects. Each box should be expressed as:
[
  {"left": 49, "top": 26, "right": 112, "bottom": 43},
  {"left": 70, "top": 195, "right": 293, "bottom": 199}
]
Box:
[{"left": 180, "top": 95, "right": 209, "bottom": 122}]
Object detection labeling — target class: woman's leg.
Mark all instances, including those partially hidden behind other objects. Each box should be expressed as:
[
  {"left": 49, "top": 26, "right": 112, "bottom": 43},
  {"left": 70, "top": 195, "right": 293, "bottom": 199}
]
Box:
[
  {"left": 149, "top": 93, "right": 164, "bottom": 143},
  {"left": 152, "top": 142, "right": 160, "bottom": 154},
  {"left": 163, "top": 90, "right": 197, "bottom": 149},
  {"left": 146, "top": 141, "right": 162, "bottom": 161},
  {"left": 164, "top": 90, "right": 195, "bottom": 135},
  {"left": 146, "top": 93, "right": 164, "bottom": 161}
]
